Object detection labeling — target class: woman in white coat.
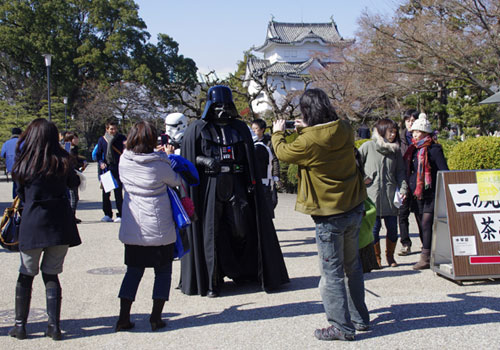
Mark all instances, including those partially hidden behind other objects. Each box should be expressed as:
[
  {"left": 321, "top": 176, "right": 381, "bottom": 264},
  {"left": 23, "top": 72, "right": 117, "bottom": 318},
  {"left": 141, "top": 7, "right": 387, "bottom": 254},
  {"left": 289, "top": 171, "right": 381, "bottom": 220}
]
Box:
[{"left": 115, "top": 121, "right": 182, "bottom": 332}]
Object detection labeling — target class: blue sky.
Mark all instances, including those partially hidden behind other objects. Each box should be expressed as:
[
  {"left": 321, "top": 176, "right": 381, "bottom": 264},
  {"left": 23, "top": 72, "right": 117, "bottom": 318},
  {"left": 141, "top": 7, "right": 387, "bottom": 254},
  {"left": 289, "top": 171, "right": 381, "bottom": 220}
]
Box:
[{"left": 134, "top": 0, "right": 400, "bottom": 78}]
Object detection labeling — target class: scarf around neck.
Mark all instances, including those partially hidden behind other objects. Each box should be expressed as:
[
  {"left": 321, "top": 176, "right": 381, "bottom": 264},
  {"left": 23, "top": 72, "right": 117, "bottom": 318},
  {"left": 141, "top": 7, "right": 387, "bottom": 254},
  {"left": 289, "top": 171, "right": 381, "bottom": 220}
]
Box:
[
  {"left": 404, "top": 135, "right": 433, "bottom": 199},
  {"left": 104, "top": 132, "right": 116, "bottom": 165},
  {"left": 405, "top": 130, "right": 412, "bottom": 145}
]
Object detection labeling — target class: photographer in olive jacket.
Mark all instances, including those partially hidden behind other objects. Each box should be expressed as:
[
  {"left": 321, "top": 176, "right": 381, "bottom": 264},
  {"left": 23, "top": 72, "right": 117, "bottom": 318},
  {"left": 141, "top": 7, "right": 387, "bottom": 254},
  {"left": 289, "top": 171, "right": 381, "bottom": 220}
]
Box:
[{"left": 272, "top": 89, "right": 369, "bottom": 342}]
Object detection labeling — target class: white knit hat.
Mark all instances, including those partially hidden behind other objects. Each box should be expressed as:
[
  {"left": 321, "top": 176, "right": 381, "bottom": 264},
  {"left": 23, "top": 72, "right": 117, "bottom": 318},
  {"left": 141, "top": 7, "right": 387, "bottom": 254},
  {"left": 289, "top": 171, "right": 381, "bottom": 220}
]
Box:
[{"left": 410, "top": 113, "right": 433, "bottom": 133}]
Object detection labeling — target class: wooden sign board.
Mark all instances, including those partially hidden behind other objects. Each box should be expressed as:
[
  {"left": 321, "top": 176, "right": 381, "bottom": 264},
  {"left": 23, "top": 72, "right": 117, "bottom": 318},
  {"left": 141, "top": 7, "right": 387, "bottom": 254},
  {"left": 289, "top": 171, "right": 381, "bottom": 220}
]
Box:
[{"left": 431, "top": 170, "right": 500, "bottom": 281}]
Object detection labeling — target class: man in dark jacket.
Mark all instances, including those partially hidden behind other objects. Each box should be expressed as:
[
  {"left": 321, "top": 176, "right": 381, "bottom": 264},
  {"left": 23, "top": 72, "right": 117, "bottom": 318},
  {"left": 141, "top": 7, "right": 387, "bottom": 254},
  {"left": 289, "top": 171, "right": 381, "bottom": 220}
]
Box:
[
  {"left": 251, "top": 118, "right": 280, "bottom": 210},
  {"left": 95, "top": 119, "right": 126, "bottom": 223},
  {"left": 398, "top": 109, "right": 421, "bottom": 255}
]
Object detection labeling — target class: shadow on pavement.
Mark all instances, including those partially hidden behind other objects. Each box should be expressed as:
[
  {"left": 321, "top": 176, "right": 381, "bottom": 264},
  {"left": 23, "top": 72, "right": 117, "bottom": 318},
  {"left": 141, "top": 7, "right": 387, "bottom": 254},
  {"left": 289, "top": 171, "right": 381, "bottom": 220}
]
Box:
[
  {"left": 283, "top": 251, "right": 317, "bottom": 258},
  {"left": 357, "top": 292, "right": 500, "bottom": 340},
  {"left": 364, "top": 269, "right": 421, "bottom": 280},
  {"left": 283, "top": 276, "right": 320, "bottom": 292},
  {"left": 3, "top": 292, "right": 498, "bottom": 340},
  {"left": 280, "top": 237, "right": 316, "bottom": 248},
  {"left": 0, "top": 300, "right": 324, "bottom": 339},
  {"left": 168, "top": 300, "right": 324, "bottom": 331},
  {"left": 0, "top": 201, "right": 12, "bottom": 212},
  {"left": 77, "top": 201, "right": 105, "bottom": 211}
]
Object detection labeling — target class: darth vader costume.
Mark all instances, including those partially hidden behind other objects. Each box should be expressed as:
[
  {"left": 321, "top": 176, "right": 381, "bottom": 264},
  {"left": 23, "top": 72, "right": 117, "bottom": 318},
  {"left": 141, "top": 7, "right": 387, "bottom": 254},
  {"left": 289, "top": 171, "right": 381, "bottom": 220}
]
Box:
[{"left": 180, "top": 85, "right": 289, "bottom": 297}]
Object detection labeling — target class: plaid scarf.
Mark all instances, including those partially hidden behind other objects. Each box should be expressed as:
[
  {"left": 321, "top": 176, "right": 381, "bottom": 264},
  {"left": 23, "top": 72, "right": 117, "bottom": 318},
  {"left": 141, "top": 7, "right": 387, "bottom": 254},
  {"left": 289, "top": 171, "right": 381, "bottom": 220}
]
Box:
[{"left": 404, "top": 135, "right": 433, "bottom": 199}]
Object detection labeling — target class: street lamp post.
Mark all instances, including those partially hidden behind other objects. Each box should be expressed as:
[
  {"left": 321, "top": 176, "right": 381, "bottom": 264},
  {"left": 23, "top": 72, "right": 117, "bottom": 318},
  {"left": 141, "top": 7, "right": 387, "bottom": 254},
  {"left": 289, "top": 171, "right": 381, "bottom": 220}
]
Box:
[
  {"left": 63, "top": 97, "right": 68, "bottom": 130},
  {"left": 42, "top": 54, "right": 53, "bottom": 121}
]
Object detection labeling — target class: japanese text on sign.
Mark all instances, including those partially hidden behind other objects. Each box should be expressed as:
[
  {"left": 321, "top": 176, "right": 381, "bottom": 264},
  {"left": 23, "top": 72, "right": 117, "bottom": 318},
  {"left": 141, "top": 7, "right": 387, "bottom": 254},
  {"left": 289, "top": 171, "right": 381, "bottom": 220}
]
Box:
[
  {"left": 449, "top": 184, "right": 500, "bottom": 213},
  {"left": 473, "top": 213, "right": 500, "bottom": 243}
]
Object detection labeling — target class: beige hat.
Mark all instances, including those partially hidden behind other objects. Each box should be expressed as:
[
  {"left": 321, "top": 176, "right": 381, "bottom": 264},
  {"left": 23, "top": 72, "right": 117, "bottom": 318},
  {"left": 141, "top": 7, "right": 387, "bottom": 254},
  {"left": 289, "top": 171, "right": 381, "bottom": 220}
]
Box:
[{"left": 410, "top": 113, "right": 433, "bottom": 133}]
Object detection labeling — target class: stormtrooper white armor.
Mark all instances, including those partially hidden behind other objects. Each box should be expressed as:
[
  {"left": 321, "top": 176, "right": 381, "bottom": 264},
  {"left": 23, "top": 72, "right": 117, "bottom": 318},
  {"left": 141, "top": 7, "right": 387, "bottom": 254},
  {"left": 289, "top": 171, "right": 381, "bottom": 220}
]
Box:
[{"left": 164, "top": 113, "right": 188, "bottom": 150}]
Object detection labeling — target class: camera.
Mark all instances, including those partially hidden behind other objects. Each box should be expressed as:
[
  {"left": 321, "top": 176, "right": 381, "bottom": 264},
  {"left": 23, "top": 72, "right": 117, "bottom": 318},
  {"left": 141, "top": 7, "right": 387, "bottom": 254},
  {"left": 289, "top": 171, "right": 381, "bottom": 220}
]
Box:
[
  {"left": 285, "top": 120, "right": 296, "bottom": 130},
  {"left": 157, "top": 134, "right": 169, "bottom": 146}
]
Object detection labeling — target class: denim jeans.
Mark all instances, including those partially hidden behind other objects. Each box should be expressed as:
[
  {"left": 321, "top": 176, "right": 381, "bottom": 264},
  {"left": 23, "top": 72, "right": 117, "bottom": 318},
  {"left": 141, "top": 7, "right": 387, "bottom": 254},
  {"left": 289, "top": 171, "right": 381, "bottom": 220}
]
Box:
[
  {"left": 118, "top": 263, "right": 173, "bottom": 301},
  {"left": 372, "top": 216, "right": 398, "bottom": 243},
  {"left": 313, "top": 203, "right": 369, "bottom": 335}
]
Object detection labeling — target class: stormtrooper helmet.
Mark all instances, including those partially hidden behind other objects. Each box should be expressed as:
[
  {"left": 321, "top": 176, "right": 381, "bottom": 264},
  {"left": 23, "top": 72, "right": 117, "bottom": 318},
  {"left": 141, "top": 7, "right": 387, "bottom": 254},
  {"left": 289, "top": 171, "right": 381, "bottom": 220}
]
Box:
[{"left": 164, "top": 113, "right": 188, "bottom": 145}]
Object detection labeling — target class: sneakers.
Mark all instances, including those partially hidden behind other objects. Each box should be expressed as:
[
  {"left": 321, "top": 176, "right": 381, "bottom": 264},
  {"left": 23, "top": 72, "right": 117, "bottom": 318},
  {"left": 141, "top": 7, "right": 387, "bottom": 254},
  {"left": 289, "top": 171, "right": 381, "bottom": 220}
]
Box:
[
  {"left": 101, "top": 215, "right": 113, "bottom": 222},
  {"left": 314, "top": 325, "right": 354, "bottom": 341},
  {"left": 101, "top": 215, "right": 121, "bottom": 223},
  {"left": 353, "top": 322, "right": 370, "bottom": 331},
  {"left": 398, "top": 245, "right": 411, "bottom": 256}
]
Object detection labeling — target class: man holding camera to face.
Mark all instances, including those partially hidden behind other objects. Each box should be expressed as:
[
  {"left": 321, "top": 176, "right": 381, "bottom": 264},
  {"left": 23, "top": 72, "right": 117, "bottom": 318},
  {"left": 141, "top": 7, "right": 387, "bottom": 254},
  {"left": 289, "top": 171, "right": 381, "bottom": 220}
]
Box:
[{"left": 272, "top": 89, "right": 369, "bottom": 342}]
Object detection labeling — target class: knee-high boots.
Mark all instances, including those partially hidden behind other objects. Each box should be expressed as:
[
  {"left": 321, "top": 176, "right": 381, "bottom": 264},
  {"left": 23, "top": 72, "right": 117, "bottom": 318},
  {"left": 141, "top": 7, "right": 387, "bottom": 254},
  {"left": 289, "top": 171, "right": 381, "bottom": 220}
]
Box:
[
  {"left": 8, "top": 284, "right": 32, "bottom": 340},
  {"left": 386, "top": 240, "right": 398, "bottom": 267},
  {"left": 45, "top": 287, "right": 62, "bottom": 340}
]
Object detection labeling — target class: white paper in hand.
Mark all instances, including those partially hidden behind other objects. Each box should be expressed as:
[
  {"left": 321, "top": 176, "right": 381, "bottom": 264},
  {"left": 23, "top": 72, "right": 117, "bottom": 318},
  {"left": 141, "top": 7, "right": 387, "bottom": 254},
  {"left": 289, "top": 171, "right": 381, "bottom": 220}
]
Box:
[
  {"left": 101, "top": 170, "right": 118, "bottom": 193},
  {"left": 393, "top": 188, "right": 403, "bottom": 209}
]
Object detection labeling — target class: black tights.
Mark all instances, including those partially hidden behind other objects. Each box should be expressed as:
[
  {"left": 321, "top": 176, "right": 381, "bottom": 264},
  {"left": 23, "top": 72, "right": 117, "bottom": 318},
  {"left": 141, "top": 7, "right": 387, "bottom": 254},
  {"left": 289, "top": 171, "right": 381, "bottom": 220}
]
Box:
[
  {"left": 17, "top": 272, "right": 60, "bottom": 290},
  {"left": 415, "top": 212, "right": 434, "bottom": 250}
]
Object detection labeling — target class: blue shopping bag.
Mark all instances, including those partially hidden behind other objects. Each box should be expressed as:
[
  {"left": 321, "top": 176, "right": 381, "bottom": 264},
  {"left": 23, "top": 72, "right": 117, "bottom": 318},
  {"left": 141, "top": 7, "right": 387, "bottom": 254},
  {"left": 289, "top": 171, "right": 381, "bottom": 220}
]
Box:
[{"left": 167, "top": 187, "right": 191, "bottom": 258}]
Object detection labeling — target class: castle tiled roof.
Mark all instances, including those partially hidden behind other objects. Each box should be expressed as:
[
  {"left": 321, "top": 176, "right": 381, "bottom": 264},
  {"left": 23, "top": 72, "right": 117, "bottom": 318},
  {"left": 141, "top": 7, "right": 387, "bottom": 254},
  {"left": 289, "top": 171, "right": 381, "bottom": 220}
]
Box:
[
  {"left": 247, "top": 57, "right": 319, "bottom": 79},
  {"left": 254, "top": 19, "right": 353, "bottom": 51}
]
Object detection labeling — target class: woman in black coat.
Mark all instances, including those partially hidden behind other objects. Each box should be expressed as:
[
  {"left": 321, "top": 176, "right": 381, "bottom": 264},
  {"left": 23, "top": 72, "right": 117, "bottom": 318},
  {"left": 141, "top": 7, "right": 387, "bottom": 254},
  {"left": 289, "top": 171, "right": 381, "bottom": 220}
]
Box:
[
  {"left": 9, "top": 118, "right": 81, "bottom": 341},
  {"left": 404, "top": 114, "right": 448, "bottom": 270}
]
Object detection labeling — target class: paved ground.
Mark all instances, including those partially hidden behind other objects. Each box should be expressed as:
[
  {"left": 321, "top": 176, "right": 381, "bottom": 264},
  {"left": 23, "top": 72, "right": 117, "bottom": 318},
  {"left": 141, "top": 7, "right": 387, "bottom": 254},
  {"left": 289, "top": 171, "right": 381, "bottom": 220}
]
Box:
[{"left": 0, "top": 163, "right": 499, "bottom": 349}]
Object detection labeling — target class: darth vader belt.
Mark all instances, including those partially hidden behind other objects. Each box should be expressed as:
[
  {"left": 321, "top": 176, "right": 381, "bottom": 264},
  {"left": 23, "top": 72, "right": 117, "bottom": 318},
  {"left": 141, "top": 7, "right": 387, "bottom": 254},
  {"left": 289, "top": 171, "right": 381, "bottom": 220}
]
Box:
[{"left": 206, "top": 163, "right": 244, "bottom": 175}]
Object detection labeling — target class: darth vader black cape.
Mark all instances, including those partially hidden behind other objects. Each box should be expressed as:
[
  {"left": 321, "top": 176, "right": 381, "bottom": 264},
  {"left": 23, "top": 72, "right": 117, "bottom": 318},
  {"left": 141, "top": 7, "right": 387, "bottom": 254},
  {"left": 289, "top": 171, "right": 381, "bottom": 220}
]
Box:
[{"left": 179, "top": 118, "right": 289, "bottom": 296}]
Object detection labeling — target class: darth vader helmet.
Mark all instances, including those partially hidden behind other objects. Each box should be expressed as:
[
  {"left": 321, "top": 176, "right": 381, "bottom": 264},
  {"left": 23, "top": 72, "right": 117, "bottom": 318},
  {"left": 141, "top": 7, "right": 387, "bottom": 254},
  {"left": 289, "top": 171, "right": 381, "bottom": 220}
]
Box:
[{"left": 201, "top": 85, "right": 239, "bottom": 121}]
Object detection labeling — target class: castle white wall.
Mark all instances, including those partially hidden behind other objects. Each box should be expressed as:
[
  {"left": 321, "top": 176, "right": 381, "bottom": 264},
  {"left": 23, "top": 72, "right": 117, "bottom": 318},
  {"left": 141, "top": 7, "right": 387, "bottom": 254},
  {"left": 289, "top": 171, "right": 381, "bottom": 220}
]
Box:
[{"left": 262, "top": 41, "right": 341, "bottom": 64}]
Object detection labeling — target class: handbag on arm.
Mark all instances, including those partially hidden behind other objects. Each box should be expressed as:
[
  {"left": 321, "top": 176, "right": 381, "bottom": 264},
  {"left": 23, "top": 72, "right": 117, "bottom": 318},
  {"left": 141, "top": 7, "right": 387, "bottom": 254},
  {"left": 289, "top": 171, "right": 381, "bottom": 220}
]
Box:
[{"left": 0, "top": 196, "right": 21, "bottom": 251}]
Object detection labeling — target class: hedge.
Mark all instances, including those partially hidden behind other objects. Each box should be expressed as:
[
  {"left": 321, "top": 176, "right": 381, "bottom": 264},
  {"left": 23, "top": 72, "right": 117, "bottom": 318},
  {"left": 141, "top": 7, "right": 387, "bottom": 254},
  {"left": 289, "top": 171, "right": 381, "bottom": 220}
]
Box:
[{"left": 447, "top": 136, "right": 500, "bottom": 170}]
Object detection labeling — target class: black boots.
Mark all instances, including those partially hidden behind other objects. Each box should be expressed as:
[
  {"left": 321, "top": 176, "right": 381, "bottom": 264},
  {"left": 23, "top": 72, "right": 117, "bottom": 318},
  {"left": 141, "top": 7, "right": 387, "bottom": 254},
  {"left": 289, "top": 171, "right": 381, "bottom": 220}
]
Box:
[
  {"left": 45, "top": 287, "right": 62, "bottom": 340},
  {"left": 115, "top": 298, "right": 135, "bottom": 332},
  {"left": 8, "top": 285, "right": 32, "bottom": 340},
  {"left": 116, "top": 298, "right": 167, "bottom": 332},
  {"left": 9, "top": 275, "right": 63, "bottom": 341},
  {"left": 150, "top": 299, "right": 167, "bottom": 331}
]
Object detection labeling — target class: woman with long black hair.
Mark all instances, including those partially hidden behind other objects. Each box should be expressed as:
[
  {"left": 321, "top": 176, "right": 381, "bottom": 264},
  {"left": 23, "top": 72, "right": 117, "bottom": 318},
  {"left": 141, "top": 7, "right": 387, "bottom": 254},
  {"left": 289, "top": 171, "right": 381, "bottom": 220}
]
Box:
[{"left": 9, "top": 118, "right": 81, "bottom": 341}]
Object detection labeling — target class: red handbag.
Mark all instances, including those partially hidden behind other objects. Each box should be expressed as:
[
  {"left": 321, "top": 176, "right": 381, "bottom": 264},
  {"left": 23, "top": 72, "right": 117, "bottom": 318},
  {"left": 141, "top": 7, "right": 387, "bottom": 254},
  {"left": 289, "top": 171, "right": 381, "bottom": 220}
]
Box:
[{"left": 181, "top": 184, "right": 196, "bottom": 220}]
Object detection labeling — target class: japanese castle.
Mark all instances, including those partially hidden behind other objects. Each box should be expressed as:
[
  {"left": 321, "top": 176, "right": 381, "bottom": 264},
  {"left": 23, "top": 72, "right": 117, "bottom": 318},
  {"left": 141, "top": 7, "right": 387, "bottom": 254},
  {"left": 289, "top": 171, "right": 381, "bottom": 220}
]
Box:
[{"left": 245, "top": 17, "right": 354, "bottom": 114}]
